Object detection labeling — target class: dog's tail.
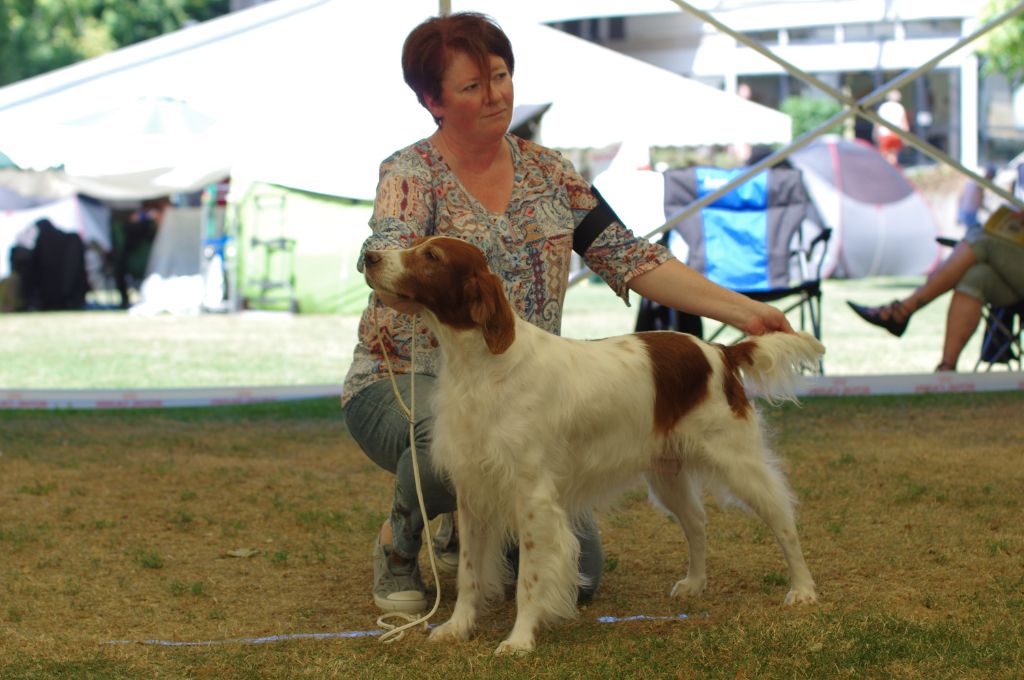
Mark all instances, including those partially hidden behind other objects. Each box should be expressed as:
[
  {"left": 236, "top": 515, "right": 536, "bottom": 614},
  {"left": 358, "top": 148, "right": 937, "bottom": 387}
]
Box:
[{"left": 725, "top": 331, "right": 825, "bottom": 403}]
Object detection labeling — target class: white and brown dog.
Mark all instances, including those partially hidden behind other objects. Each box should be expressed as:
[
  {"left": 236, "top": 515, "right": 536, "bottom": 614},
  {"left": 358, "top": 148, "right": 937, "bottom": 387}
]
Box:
[{"left": 363, "top": 236, "right": 820, "bottom": 654}]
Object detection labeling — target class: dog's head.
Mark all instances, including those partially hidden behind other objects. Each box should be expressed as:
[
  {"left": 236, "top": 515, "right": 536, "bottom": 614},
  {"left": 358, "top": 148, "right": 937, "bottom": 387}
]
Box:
[{"left": 363, "top": 236, "right": 515, "bottom": 354}]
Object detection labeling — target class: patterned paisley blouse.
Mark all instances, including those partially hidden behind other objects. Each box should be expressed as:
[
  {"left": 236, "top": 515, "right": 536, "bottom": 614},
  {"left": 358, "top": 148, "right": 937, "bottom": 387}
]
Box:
[{"left": 341, "top": 134, "right": 671, "bottom": 405}]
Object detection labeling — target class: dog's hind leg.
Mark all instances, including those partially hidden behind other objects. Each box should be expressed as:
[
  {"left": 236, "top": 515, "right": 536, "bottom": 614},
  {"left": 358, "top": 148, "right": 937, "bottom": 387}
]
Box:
[
  {"left": 645, "top": 470, "right": 708, "bottom": 599},
  {"left": 495, "top": 480, "right": 580, "bottom": 655},
  {"left": 704, "top": 428, "right": 818, "bottom": 606}
]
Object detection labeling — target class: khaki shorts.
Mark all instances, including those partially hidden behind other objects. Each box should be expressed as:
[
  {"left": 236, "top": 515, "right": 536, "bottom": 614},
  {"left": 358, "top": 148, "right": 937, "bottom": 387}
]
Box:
[{"left": 957, "top": 230, "right": 1024, "bottom": 307}]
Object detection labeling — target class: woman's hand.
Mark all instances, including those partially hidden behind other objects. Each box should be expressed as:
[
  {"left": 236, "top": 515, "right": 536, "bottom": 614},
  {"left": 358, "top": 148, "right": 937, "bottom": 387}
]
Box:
[
  {"left": 376, "top": 291, "right": 424, "bottom": 315},
  {"left": 736, "top": 300, "right": 794, "bottom": 336}
]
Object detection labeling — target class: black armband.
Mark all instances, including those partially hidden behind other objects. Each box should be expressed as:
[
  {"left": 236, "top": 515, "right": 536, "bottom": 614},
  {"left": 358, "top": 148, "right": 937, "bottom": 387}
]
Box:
[{"left": 573, "top": 186, "right": 622, "bottom": 255}]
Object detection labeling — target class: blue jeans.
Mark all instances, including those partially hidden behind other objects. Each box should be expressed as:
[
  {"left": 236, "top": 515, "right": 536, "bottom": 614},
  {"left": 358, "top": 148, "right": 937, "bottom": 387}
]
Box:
[{"left": 344, "top": 374, "right": 604, "bottom": 598}]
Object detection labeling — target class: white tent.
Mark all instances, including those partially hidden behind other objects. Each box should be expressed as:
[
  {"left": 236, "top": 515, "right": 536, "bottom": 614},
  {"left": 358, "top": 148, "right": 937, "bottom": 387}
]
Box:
[
  {"left": 1, "top": 95, "right": 233, "bottom": 200},
  {"left": 0, "top": 0, "right": 789, "bottom": 202}
]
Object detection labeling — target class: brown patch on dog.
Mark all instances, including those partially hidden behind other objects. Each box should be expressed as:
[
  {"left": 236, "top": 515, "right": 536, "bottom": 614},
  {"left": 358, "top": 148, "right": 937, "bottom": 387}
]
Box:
[
  {"left": 637, "top": 332, "right": 712, "bottom": 435},
  {"left": 464, "top": 269, "right": 515, "bottom": 354},
  {"left": 392, "top": 237, "right": 515, "bottom": 354},
  {"left": 721, "top": 341, "right": 757, "bottom": 419}
]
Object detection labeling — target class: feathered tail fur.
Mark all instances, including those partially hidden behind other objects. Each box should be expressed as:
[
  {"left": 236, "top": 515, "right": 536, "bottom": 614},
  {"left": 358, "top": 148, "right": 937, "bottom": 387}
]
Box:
[{"left": 726, "top": 331, "right": 825, "bottom": 403}]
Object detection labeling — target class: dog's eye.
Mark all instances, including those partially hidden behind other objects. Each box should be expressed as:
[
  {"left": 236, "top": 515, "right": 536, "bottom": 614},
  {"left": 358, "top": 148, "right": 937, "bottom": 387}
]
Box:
[{"left": 424, "top": 247, "right": 441, "bottom": 262}]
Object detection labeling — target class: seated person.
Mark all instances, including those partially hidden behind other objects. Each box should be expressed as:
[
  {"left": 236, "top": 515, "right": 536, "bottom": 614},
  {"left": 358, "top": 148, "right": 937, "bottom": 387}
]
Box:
[{"left": 847, "top": 215, "right": 1024, "bottom": 371}]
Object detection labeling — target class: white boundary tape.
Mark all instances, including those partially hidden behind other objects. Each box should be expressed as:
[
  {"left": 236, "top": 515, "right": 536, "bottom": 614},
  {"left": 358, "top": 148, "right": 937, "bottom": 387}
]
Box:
[
  {"left": 0, "top": 384, "right": 339, "bottom": 410},
  {"left": 794, "top": 371, "right": 1023, "bottom": 398},
  {"left": 0, "top": 374, "right": 1020, "bottom": 410},
  {"left": 102, "top": 613, "right": 691, "bottom": 647}
]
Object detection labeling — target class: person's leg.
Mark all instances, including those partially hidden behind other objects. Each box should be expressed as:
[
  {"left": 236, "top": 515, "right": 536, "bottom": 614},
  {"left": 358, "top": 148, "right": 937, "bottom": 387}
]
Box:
[
  {"left": 345, "top": 374, "right": 455, "bottom": 557},
  {"left": 937, "top": 292, "right": 983, "bottom": 370},
  {"left": 942, "top": 251, "right": 1022, "bottom": 371},
  {"left": 902, "top": 241, "right": 978, "bottom": 314},
  {"left": 848, "top": 241, "right": 978, "bottom": 336},
  {"left": 344, "top": 375, "right": 456, "bottom": 611}
]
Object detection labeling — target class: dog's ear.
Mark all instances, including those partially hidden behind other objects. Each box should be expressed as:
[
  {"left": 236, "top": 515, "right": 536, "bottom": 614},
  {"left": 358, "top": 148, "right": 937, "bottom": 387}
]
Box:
[{"left": 465, "top": 271, "right": 515, "bottom": 354}]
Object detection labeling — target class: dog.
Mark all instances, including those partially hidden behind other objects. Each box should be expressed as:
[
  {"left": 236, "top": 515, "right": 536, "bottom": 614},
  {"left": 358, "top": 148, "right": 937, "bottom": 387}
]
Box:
[{"left": 362, "top": 235, "right": 821, "bottom": 654}]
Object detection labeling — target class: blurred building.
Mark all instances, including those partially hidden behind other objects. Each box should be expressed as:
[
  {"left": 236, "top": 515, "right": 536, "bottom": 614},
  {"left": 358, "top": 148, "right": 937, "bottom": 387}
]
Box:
[{"left": 548, "top": 0, "right": 1022, "bottom": 167}]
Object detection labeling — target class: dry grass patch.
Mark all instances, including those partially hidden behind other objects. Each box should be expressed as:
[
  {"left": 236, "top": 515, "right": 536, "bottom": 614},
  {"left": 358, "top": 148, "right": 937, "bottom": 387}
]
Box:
[{"left": 1, "top": 393, "right": 1022, "bottom": 679}]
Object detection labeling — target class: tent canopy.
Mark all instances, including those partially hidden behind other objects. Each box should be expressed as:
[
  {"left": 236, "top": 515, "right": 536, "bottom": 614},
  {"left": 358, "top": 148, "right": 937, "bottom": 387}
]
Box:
[{"left": 0, "top": 0, "right": 789, "bottom": 201}]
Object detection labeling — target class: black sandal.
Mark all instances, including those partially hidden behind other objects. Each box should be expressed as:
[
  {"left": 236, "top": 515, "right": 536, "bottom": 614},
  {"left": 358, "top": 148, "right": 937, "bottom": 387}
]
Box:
[{"left": 847, "top": 300, "right": 911, "bottom": 337}]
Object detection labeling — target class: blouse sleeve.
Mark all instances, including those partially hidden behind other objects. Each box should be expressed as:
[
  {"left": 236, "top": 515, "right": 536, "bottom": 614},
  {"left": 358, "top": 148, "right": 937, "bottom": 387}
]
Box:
[
  {"left": 559, "top": 155, "right": 671, "bottom": 301},
  {"left": 356, "top": 154, "right": 435, "bottom": 273}
]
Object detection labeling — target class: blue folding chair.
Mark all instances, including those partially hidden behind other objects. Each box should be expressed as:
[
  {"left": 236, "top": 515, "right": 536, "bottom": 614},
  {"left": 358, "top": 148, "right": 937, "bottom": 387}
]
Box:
[
  {"left": 977, "top": 301, "right": 1023, "bottom": 371},
  {"left": 639, "top": 166, "right": 830, "bottom": 359}
]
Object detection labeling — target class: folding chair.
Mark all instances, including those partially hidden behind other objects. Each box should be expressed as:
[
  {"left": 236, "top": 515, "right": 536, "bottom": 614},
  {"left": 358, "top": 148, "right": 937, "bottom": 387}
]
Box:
[
  {"left": 641, "top": 166, "right": 830, "bottom": 359},
  {"left": 975, "top": 300, "right": 1023, "bottom": 372}
]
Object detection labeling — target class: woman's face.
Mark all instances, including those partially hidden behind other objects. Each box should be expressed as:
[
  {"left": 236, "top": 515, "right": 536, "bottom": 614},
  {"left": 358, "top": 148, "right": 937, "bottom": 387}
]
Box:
[{"left": 426, "top": 51, "right": 513, "bottom": 144}]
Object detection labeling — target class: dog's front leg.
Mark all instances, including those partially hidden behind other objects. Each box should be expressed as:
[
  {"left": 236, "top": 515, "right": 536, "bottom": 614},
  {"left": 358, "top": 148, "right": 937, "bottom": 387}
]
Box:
[
  {"left": 495, "top": 485, "right": 580, "bottom": 655},
  {"left": 429, "top": 499, "right": 491, "bottom": 642}
]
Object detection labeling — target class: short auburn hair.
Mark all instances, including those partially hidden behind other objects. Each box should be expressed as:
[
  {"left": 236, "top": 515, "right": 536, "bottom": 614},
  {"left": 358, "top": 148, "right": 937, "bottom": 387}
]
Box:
[{"left": 402, "top": 12, "right": 515, "bottom": 125}]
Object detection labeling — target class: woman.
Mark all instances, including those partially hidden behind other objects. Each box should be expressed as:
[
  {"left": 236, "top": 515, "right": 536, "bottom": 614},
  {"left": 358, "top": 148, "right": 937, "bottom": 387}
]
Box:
[{"left": 342, "top": 12, "right": 793, "bottom": 614}]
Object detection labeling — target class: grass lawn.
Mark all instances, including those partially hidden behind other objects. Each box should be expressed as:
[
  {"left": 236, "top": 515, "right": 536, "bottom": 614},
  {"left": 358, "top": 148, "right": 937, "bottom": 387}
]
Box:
[
  {"left": 0, "top": 275, "right": 1001, "bottom": 390},
  {"left": 1, "top": 393, "right": 1022, "bottom": 678}
]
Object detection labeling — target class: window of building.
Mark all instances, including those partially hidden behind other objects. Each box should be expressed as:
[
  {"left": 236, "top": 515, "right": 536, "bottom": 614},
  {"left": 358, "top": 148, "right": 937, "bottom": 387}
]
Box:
[
  {"left": 553, "top": 17, "right": 626, "bottom": 41},
  {"left": 608, "top": 17, "right": 626, "bottom": 41},
  {"left": 739, "top": 75, "right": 783, "bottom": 109},
  {"left": 787, "top": 25, "right": 835, "bottom": 45},
  {"left": 904, "top": 19, "right": 962, "bottom": 39},
  {"left": 559, "top": 19, "right": 583, "bottom": 37},
  {"left": 844, "top": 22, "right": 895, "bottom": 42},
  {"left": 739, "top": 29, "right": 778, "bottom": 46}
]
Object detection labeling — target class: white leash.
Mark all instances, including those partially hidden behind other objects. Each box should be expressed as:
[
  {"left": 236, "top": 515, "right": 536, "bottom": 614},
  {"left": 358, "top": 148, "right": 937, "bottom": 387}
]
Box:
[{"left": 372, "top": 301, "right": 444, "bottom": 643}]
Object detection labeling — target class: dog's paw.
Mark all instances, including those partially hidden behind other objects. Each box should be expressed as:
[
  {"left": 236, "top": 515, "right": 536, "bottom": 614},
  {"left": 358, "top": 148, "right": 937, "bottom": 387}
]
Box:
[
  {"left": 669, "top": 576, "right": 707, "bottom": 599},
  {"left": 494, "top": 636, "right": 535, "bottom": 656},
  {"left": 429, "top": 617, "right": 474, "bottom": 642},
  {"left": 783, "top": 586, "right": 818, "bottom": 606}
]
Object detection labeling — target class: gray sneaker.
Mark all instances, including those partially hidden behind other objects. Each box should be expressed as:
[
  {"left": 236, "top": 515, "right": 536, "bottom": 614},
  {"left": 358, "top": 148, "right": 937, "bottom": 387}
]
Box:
[
  {"left": 432, "top": 513, "right": 460, "bottom": 576},
  {"left": 372, "top": 539, "right": 427, "bottom": 613}
]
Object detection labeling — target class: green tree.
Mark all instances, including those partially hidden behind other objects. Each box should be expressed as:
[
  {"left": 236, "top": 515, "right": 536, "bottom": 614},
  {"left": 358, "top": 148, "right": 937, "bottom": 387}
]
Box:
[
  {"left": 780, "top": 95, "right": 843, "bottom": 139},
  {"left": 976, "top": 0, "right": 1024, "bottom": 89},
  {"left": 0, "top": 0, "right": 229, "bottom": 87}
]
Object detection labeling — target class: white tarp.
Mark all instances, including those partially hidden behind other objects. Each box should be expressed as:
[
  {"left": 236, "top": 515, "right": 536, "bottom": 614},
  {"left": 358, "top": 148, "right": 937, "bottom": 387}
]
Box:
[{"left": 0, "top": 0, "right": 789, "bottom": 201}]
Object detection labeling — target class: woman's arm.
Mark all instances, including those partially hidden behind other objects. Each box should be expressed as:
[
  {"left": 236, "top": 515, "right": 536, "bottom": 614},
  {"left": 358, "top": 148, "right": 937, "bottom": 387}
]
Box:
[
  {"left": 362, "top": 153, "right": 436, "bottom": 315},
  {"left": 628, "top": 258, "right": 793, "bottom": 336}
]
